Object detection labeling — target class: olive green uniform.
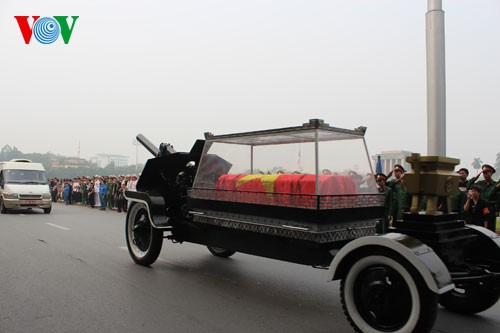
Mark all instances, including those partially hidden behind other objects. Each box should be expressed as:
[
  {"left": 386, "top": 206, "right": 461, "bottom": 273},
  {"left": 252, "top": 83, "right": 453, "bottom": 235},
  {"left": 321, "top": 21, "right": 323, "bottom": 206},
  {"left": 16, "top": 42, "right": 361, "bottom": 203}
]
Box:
[
  {"left": 107, "top": 181, "right": 114, "bottom": 209},
  {"left": 386, "top": 179, "right": 410, "bottom": 221},
  {"left": 450, "top": 179, "right": 474, "bottom": 219},
  {"left": 81, "top": 181, "right": 87, "bottom": 205}
]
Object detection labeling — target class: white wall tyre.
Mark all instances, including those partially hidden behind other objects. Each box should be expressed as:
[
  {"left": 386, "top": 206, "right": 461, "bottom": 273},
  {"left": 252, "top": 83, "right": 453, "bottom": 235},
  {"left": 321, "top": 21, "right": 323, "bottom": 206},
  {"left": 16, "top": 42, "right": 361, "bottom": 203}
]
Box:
[
  {"left": 126, "top": 202, "right": 163, "bottom": 266},
  {"left": 340, "top": 249, "right": 438, "bottom": 333}
]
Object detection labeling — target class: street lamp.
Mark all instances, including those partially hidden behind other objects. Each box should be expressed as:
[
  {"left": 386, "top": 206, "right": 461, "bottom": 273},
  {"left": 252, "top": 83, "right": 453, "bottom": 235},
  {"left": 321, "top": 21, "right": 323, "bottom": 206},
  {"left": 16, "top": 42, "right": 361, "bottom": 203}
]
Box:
[{"left": 132, "top": 138, "right": 139, "bottom": 172}]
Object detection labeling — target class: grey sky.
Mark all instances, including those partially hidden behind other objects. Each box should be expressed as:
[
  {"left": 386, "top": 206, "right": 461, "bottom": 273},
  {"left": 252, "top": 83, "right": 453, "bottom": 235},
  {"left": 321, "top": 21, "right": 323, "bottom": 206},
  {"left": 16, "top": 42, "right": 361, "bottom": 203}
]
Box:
[{"left": 0, "top": 0, "right": 499, "bottom": 170}]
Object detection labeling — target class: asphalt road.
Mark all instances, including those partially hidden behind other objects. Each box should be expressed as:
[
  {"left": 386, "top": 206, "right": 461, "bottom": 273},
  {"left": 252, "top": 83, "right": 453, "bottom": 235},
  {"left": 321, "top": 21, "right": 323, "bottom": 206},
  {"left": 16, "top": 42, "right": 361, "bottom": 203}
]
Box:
[{"left": 0, "top": 203, "right": 499, "bottom": 333}]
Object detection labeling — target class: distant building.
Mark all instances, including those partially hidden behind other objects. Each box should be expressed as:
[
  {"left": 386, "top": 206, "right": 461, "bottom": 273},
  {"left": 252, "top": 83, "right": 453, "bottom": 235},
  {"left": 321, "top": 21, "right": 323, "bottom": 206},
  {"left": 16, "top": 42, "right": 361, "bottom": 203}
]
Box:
[
  {"left": 90, "top": 154, "right": 128, "bottom": 168},
  {"left": 372, "top": 150, "right": 412, "bottom": 174},
  {"left": 50, "top": 156, "right": 91, "bottom": 168}
]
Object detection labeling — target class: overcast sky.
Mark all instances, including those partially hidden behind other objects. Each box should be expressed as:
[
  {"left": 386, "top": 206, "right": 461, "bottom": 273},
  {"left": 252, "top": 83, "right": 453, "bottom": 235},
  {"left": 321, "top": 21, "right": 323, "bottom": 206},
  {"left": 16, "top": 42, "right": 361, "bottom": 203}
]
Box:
[{"left": 0, "top": 0, "right": 499, "bottom": 170}]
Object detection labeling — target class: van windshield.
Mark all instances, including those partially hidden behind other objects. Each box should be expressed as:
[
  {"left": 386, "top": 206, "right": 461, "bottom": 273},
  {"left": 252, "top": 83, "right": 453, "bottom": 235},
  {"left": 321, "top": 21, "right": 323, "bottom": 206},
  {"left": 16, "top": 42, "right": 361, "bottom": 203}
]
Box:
[{"left": 4, "top": 169, "right": 48, "bottom": 184}]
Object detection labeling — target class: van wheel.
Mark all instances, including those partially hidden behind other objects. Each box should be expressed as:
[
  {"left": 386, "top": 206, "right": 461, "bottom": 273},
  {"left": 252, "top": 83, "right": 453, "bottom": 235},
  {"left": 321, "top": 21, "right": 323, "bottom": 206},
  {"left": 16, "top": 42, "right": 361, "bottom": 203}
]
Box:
[
  {"left": 43, "top": 207, "right": 52, "bottom": 214},
  {"left": 0, "top": 200, "right": 7, "bottom": 214}
]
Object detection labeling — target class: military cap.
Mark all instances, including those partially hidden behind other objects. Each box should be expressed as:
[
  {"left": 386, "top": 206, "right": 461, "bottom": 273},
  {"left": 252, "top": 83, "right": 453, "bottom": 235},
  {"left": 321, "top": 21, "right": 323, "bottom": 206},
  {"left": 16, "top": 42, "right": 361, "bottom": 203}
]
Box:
[
  {"left": 482, "top": 164, "right": 496, "bottom": 174},
  {"left": 375, "top": 173, "right": 387, "bottom": 181},
  {"left": 393, "top": 164, "right": 405, "bottom": 173},
  {"left": 457, "top": 168, "right": 469, "bottom": 175}
]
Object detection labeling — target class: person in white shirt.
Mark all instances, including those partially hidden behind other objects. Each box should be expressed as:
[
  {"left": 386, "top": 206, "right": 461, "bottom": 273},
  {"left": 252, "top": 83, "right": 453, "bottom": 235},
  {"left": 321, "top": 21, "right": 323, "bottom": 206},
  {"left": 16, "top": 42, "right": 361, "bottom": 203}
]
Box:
[
  {"left": 127, "top": 174, "right": 138, "bottom": 191},
  {"left": 94, "top": 176, "right": 101, "bottom": 208}
]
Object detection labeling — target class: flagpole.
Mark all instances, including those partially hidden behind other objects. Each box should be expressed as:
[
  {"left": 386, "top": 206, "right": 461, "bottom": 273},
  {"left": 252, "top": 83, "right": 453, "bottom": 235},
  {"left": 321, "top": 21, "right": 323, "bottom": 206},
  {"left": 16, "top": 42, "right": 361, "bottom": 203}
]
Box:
[{"left": 426, "top": 0, "right": 446, "bottom": 156}]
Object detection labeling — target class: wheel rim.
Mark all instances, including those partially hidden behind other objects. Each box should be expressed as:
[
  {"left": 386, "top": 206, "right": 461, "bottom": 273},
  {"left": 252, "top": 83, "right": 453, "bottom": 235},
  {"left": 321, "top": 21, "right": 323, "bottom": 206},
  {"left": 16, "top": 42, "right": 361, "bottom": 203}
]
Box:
[
  {"left": 128, "top": 205, "right": 152, "bottom": 258},
  {"left": 344, "top": 255, "right": 420, "bottom": 333},
  {"left": 354, "top": 265, "right": 412, "bottom": 331}
]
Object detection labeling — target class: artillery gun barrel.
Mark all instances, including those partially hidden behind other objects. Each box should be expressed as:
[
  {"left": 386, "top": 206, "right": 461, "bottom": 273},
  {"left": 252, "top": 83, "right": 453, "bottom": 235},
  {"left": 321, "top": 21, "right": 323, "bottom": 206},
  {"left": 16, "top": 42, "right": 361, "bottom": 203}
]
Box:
[
  {"left": 136, "top": 134, "right": 160, "bottom": 157},
  {"left": 136, "top": 134, "right": 177, "bottom": 157}
]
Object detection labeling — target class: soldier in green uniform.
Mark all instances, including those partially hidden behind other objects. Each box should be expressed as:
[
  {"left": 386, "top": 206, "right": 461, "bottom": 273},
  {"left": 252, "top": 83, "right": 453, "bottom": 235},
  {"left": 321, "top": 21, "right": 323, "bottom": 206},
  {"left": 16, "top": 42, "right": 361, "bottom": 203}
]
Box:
[
  {"left": 81, "top": 177, "right": 88, "bottom": 206},
  {"left": 386, "top": 164, "right": 410, "bottom": 221},
  {"left": 450, "top": 168, "right": 473, "bottom": 219},
  {"left": 469, "top": 164, "right": 500, "bottom": 232},
  {"left": 375, "top": 173, "right": 393, "bottom": 233}
]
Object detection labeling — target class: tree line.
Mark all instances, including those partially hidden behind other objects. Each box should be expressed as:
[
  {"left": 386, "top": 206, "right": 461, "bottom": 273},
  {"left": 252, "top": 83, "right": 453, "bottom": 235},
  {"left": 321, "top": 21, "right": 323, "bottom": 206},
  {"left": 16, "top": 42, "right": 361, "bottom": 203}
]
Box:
[{"left": 0, "top": 145, "right": 144, "bottom": 179}]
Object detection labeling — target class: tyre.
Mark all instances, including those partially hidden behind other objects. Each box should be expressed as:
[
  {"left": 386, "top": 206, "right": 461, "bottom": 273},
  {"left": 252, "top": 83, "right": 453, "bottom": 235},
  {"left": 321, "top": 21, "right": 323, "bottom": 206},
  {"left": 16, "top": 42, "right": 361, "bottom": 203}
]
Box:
[
  {"left": 43, "top": 207, "right": 52, "bottom": 214},
  {"left": 440, "top": 282, "right": 500, "bottom": 314},
  {"left": 207, "top": 246, "right": 236, "bottom": 258},
  {"left": 0, "top": 199, "right": 8, "bottom": 214},
  {"left": 126, "top": 202, "right": 163, "bottom": 266},
  {"left": 340, "top": 249, "right": 438, "bottom": 333}
]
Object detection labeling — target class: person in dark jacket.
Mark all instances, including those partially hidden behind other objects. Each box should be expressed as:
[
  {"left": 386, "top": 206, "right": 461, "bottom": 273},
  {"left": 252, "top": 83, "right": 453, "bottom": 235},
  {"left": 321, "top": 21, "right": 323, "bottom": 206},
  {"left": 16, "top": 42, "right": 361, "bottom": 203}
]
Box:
[
  {"left": 464, "top": 185, "right": 491, "bottom": 228},
  {"left": 87, "top": 183, "right": 95, "bottom": 208}
]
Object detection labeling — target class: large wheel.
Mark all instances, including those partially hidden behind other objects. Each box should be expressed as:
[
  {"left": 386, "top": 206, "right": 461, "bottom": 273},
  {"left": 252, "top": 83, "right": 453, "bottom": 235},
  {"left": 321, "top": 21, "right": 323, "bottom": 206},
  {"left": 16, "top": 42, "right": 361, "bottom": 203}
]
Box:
[
  {"left": 440, "top": 282, "right": 500, "bottom": 314},
  {"left": 43, "top": 207, "right": 52, "bottom": 214},
  {"left": 207, "top": 246, "right": 236, "bottom": 258},
  {"left": 126, "top": 202, "right": 163, "bottom": 266},
  {"left": 340, "top": 249, "right": 438, "bottom": 333}
]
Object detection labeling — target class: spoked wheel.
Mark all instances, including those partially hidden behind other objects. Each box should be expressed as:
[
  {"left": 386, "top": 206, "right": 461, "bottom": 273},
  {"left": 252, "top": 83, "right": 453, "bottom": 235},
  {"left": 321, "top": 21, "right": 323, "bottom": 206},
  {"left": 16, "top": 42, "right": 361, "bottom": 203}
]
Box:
[
  {"left": 341, "top": 249, "right": 438, "bottom": 333},
  {"left": 126, "top": 202, "right": 163, "bottom": 266},
  {"left": 207, "top": 246, "right": 236, "bottom": 258},
  {"left": 440, "top": 281, "right": 500, "bottom": 314}
]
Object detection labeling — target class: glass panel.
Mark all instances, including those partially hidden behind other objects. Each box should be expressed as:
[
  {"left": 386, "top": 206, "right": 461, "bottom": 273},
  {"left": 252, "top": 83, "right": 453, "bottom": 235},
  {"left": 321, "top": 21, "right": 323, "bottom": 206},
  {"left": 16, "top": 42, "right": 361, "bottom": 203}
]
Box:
[
  {"left": 193, "top": 130, "right": 376, "bottom": 195},
  {"left": 4, "top": 169, "right": 48, "bottom": 184}
]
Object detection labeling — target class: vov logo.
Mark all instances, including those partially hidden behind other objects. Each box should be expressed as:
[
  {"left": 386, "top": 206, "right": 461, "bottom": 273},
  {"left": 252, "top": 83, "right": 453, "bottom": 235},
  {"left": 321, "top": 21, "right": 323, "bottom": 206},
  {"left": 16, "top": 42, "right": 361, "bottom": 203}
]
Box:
[{"left": 14, "top": 16, "right": 79, "bottom": 44}]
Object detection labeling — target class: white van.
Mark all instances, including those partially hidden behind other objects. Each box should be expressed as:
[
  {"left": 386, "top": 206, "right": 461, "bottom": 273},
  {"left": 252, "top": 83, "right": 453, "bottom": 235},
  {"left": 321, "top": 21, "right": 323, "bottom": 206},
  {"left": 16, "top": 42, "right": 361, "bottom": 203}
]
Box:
[{"left": 0, "top": 159, "right": 52, "bottom": 214}]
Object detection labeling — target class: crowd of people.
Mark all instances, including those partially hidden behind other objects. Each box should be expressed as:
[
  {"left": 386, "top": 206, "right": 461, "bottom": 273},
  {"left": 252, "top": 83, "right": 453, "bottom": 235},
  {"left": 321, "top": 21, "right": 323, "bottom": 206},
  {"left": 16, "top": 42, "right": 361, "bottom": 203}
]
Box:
[
  {"left": 374, "top": 163, "right": 500, "bottom": 234},
  {"left": 48, "top": 174, "right": 138, "bottom": 213}
]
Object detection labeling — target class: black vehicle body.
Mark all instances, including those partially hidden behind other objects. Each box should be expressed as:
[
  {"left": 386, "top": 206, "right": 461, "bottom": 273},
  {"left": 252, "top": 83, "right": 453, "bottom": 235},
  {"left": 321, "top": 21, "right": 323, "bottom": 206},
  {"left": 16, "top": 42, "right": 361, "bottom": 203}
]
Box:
[{"left": 125, "top": 119, "right": 499, "bottom": 333}]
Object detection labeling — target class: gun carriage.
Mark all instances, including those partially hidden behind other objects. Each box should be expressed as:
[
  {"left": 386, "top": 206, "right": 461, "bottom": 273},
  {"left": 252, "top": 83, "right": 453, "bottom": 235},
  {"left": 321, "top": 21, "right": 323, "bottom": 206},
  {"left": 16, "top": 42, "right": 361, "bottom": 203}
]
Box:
[{"left": 124, "top": 119, "right": 499, "bottom": 333}]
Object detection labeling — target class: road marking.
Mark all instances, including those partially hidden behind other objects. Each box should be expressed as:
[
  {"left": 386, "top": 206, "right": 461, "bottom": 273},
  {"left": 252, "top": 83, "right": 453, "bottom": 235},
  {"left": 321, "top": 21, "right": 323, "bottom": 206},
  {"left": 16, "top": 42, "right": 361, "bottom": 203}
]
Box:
[{"left": 46, "top": 223, "right": 69, "bottom": 231}]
